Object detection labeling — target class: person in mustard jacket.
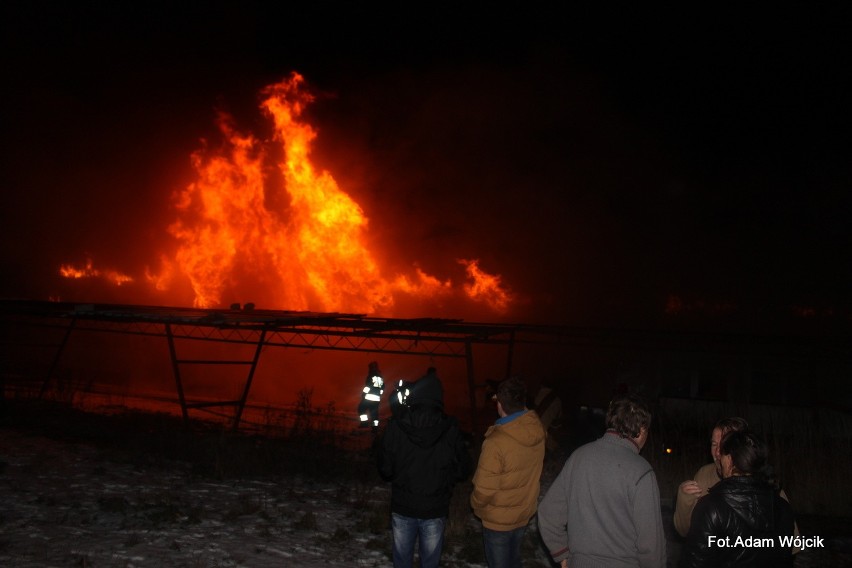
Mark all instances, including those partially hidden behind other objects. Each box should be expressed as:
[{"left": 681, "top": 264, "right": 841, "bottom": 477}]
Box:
[{"left": 471, "top": 376, "right": 546, "bottom": 568}]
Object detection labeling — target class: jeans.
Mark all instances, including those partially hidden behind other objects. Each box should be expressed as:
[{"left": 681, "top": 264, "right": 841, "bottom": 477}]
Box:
[
  {"left": 483, "top": 526, "right": 526, "bottom": 568},
  {"left": 391, "top": 513, "right": 445, "bottom": 568}
]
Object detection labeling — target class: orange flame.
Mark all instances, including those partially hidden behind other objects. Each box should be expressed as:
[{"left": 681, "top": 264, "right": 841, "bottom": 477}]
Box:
[
  {"left": 459, "top": 259, "right": 512, "bottom": 312},
  {"left": 144, "top": 256, "right": 175, "bottom": 291},
  {"left": 260, "top": 75, "right": 391, "bottom": 312},
  {"left": 165, "top": 73, "right": 395, "bottom": 311},
  {"left": 392, "top": 268, "right": 454, "bottom": 297},
  {"left": 167, "top": 113, "right": 269, "bottom": 308},
  {"left": 62, "top": 72, "right": 515, "bottom": 317},
  {"left": 59, "top": 259, "right": 133, "bottom": 286}
]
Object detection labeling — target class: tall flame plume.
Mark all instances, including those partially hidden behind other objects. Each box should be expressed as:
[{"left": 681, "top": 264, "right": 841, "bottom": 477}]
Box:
[{"left": 61, "top": 73, "right": 513, "bottom": 316}]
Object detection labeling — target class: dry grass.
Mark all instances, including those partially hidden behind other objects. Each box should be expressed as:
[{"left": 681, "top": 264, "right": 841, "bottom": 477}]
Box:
[{"left": 0, "top": 396, "right": 363, "bottom": 484}]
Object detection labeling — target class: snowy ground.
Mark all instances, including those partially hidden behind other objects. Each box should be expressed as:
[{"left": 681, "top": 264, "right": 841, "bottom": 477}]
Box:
[
  {"left": 1, "top": 424, "right": 849, "bottom": 567},
  {"left": 0, "top": 428, "right": 403, "bottom": 567},
  {"left": 0, "top": 425, "right": 515, "bottom": 567}
]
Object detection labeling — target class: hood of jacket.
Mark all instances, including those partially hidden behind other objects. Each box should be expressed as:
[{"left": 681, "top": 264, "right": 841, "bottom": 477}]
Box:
[{"left": 397, "top": 405, "right": 453, "bottom": 448}]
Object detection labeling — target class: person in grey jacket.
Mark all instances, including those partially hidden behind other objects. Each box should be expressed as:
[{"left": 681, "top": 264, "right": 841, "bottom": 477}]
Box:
[{"left": 537, "top": 394, "right": 666, "bottom": 568}]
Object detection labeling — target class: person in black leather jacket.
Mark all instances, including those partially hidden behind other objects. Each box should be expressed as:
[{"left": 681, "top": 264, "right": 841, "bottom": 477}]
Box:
[{"left": 679, "top": 430, "right": 795, "bottom": 567}]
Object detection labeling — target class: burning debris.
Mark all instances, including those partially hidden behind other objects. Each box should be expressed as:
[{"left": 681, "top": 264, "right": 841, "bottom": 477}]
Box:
[{"left": 59, "top": 259, "right": 133, "bottom": 287}]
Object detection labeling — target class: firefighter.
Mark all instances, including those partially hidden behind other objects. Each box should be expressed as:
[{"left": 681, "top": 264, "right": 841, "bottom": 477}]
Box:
[
  {"left": 357, "top": 361, "right": 384, "bottom": 432},
  {"left": 389, "top": 378, "right": 414, "bottom": 418}
]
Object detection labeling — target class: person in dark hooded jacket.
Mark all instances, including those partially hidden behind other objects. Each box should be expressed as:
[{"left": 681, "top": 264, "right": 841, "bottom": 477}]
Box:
[
  {"left": 679, "top": 430, "right": 795, "bottom": 568},
  {"left": 377, "top": 374, "right": 471, "bottom": 568}
]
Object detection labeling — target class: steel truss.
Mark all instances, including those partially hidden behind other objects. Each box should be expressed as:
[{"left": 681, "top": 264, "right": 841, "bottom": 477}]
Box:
[{"left": 1, "top": 300, "right": 532, "bottom": 430}]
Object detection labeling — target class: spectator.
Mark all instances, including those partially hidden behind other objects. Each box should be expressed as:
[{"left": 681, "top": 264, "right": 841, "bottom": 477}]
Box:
[
  {"left": 377, "top": 370, "right": 470, "bottom": 568},
  {"left": 679, "top": 430, "right": 795, "bottom": 567},
  {"left": 673, "top": 416, "right": 799, "bottom": 549},
  {"left": 674, "top": 416, "right": 749, "bottom": 536},
  {"left": 470, "top": 377, "right": 546, "bottom": 568},
  {"left": 538, "top": 394, "right": 666, "bottom": 567}
]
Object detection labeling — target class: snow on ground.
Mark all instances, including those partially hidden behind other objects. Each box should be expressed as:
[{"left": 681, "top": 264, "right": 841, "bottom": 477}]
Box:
[
  {"left": 0, "top": 425, "right": 514, "bottom": 567},
  {"left": 1, "top": 426, "right": 849, "bottom": 567},
  {"left": 0, "top": 429, "right": 399, "bottom": 567}
]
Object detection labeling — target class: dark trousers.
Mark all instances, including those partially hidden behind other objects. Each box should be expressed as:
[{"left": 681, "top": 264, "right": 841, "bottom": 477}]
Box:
[{"left": 483, "top": 525, "right": 526, "bottom": 568}]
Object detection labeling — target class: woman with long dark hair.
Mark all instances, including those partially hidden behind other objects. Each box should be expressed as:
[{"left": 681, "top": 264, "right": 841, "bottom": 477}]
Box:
[{"left": 679, "top": 430, "right": 796, "bottom": 567}]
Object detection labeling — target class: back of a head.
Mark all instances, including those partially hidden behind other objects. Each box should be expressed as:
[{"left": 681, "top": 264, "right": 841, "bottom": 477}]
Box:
[
  {"left": 714, "top": 416, "right": 749, "bottom": 436},
  {"left": 721, "top": 430, "right": 770, "bottom": 479},
  {"left": 410, "top": 373, "right": 444, "bottom": 411},
  {"left": 497, "top": 377, "right": 526, "bottom": 415},
  {"left": 606, "top": 394, "right": 652, "bottom": 439}
]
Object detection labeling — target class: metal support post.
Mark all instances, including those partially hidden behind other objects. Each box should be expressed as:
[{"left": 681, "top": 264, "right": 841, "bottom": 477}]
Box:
[
  {"left": 232, "top": 328, "right": 267, "bottom": 431},
  {"left": 165, "top": 323, "right": 189, "bottom": 423},
  {"left": 505, "top": 329, "right": 515, "bottom": 379},
  {"left": 465, "top": 340, "right": 478, "bottom": 433},
  {"left": 39, "top": 317, "right": 77, "bottom": 399}
]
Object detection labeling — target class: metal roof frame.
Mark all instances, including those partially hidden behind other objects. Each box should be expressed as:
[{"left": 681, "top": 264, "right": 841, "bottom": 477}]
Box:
[{"left": 1, "top": 300, "right": 530, "bottom": 430}]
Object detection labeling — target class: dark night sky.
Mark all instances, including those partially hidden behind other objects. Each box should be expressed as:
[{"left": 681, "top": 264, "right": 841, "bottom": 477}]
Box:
[{"left": 2, "top": 4, "right": 851, "bottom": 331}]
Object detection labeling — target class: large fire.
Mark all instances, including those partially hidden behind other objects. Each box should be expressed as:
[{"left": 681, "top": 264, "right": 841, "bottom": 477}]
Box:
[{"left": 60, "top": 72, "right": 513, "bottom": 316}]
